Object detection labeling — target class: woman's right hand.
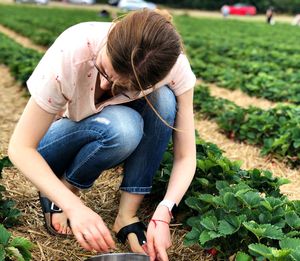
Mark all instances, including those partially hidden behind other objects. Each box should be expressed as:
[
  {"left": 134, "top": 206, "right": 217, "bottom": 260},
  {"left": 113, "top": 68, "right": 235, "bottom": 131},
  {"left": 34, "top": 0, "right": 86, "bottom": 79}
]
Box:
[{"left": 67, "top": 203, "right": 116, "bottom": 252}]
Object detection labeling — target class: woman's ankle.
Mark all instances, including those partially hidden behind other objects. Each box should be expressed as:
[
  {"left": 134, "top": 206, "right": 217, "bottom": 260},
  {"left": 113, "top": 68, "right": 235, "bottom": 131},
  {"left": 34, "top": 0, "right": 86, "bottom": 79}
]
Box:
[
  {"left": 113, "top": 214, "right": 139, "bottom": 232},
  {"left": 61, "top": 178, "right": 79, "bottom": 194}
]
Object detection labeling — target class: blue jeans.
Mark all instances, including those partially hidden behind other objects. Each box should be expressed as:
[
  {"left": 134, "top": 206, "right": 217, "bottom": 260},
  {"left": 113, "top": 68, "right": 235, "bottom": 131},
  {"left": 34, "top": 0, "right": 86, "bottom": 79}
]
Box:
[{"left": 37, "top": 86, "right": 177, "bottom": 194}]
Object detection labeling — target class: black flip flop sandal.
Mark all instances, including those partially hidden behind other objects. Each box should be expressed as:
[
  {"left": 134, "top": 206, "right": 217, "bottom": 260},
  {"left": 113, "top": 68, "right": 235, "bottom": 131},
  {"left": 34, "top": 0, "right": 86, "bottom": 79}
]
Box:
[
  {"left": 38, "top": 192, "right": 72, "bottom": 238},
  {"left": 116, "top": 221, "right": 147, "bottom": 246}
]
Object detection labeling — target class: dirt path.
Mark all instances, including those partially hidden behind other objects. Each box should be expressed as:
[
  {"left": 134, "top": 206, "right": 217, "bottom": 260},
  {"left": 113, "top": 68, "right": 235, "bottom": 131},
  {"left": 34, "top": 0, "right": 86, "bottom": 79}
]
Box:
[
  {"left": 0, "top": 65, "right": 27, "bottom": 155},
  {"left": 0, "top": 24, "right": 46, "bottom": 52},
  {"left": 197, "top": 80, "right": 279, "bottom": 110}
]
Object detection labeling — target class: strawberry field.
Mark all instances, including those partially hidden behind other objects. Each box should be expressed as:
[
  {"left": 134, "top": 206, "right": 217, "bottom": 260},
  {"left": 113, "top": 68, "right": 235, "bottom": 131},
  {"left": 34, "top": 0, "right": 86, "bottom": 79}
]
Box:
[{"left": 1, "top": 2, "right": 300, "bottom": 260}]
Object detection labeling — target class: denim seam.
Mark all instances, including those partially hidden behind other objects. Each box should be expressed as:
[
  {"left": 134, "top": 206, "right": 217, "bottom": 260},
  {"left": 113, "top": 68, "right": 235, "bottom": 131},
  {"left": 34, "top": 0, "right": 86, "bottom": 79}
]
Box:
[
  {"left": 64, "top": 175, "right": 92, "bottom": 190},
  {"left": 38, "top": 130, "right": 104, "bottom": 150},
  {"left": 120, "top": 186, "right": 152, "bottom": 194}
]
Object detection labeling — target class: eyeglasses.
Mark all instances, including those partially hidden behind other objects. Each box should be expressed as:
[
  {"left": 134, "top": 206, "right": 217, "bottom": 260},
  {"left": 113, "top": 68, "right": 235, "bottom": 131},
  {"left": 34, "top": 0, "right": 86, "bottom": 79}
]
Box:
[{"left": 94, "top": 60, "right": 113, "bottom": 87}]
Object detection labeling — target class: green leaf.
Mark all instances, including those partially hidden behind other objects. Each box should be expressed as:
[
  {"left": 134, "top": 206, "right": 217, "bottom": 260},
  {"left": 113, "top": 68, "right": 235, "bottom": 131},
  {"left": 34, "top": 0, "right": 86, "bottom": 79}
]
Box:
[
  {"left": 200, "top": 216, "right": 218, "bottom": 231},
  {"left": 248, "top": 243, "right": 273, "bottom": 259},
  {"left": 261, "top": 224, "right": 284, "bottom": 240},
  {"left": 260, "top": 200, "right": 273, "bottom": 211},
  {"left": 218, "top": 220, "right": 238, "bottom": 235},
  {"left": 185, "top": 197, "right": 202, "bottom": 212},
  {"left": 276, "top": 178, "right": 290, "bottom": 186},
  {"left": 243, "top": 221, "right": 265, "bottom": 238},
  {"left": 285, "top": 211, "right": 300, "bottom": 229},
  {"left": 223, "top": 192, "right": 239, "bottom": 211},
  {"left": 236, "top": 251, "right": 252, "bottom": 261},
  {"left": 208, "top": 230, "right": 222, "bottom": 240},
  {"left": 280, "top": 238, "right": 300, "bottom": 251},
  {"left": 0, "top": 245, "right": 5, "bottom": 261},
  {"left": 290, "top": 251, "right": 300, "bottom": 261},
  {"left": 215, "top": 180, "right": 230, "bottom": 191},
  {"left": 6, "top": 246, "right": 25, "bottom": 261},
  {"left": 196, "top": 178, "right": 210, "bottom": 187},
  {"left": 10, "top": 237, "right": 33, "bottom": 249},
  {"left": 271, "top": 249, "right": 291, "bottom": 258},
  {"left": 186, "top": 216, "right": 202, "bottom": 230},
  {"left": 199, "top": 230, "right": 212, "bottom": 245},
  {"left": 10, "top": 237, "right": 33, "bottom": 261},
  {"left": 184, "top": 227, "right": 201, "bottom": 246},
  {"left": 198, "top": 194, "right": 214, "bottom": 204},
  {"left": 0, "top": 156, "right": 12, "bottom": 177},
  {"left": 236, "top": 191, "right": 261, "bottom": 208},
  {"left": 285, "top": 231, "right": 300, "bottom": 238},
  {"left": 0, "top": 224, "right": 11, "bottom": 245},
  {"left": 243, "top": 221, "right": 284, "bottom": 240},
  {"left": 212, "top": 196, "right": 226, "bottom": 207}
]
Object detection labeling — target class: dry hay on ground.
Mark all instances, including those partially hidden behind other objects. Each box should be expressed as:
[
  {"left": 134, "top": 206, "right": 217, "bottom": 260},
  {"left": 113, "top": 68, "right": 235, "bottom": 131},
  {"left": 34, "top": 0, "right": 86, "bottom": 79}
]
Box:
[{"left": 2, "top": 167, "right": 208, "bottom": 261}]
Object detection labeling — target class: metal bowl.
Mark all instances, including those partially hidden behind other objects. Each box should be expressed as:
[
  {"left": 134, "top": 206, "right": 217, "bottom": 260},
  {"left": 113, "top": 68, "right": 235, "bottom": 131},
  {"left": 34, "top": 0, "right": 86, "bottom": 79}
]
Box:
[{"left": 85, "top": 253, "right": 150, "bottom": 261}]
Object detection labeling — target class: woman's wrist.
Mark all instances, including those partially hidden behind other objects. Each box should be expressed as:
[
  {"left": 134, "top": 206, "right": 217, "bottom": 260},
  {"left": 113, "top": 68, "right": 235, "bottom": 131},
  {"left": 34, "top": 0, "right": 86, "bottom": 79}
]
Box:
[
  {"left": 152, "top": 204, "right": 172, "bottom": 223},
  {"left": 150, "top": 219, "right": 170, "bottom": 227}
]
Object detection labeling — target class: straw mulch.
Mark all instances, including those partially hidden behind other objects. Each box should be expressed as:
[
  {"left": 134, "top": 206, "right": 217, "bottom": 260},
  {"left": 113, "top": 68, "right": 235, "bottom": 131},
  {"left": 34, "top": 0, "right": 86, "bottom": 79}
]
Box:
[{"left": 0, "top": 64, "right": 209, "bottom": 260}]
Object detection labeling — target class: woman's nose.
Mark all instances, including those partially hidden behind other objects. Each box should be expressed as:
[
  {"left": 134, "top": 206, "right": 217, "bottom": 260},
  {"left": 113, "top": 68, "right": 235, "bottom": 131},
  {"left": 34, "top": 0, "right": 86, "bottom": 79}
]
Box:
[{"left": 100, "top": 76, "right": 111, "bottom": 91}]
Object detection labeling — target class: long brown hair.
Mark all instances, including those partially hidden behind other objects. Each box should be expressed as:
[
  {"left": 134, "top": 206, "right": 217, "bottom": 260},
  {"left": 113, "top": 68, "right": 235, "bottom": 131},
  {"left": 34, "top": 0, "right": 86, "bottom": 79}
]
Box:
[
  {"left": 106, "top": 9, "right": 182, "bottom": 93},
  {"left": 106, "top": 9, "right": 183, "bottom": 129}
]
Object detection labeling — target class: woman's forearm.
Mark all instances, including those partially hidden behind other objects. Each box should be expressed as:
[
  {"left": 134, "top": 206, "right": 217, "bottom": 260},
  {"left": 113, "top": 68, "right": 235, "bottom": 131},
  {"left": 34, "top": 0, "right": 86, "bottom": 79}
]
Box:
[
  {"left": 8, "top": 146, "right": 83, "bottom": 214},
  {"left": 163, "top": 156, "right": 196, "bottom": 205}
]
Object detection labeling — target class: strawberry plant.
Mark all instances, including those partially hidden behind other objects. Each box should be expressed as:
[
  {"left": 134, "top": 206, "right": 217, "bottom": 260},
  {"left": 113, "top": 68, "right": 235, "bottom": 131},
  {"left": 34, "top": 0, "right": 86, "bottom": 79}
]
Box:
[
  {"left": 0, "top": 157, "right": 34, "bottom": 260},
  {"left": 0, "top": 4, "right": 111, "bottom": 47},
  {"left": 154, "top": 136, "right": 300, "bottom": 259},
  {"left": 194, "top": 85, "right": 300, "bottom": 166},
  {"left": 0, "top": 224, "right": 33, "bottom": 261},
  {"left": 0, "top": 157, "right": 20, "bottom": 228},
  {"left": 0, "top": 32, "right": 42, "bottom": 86}
]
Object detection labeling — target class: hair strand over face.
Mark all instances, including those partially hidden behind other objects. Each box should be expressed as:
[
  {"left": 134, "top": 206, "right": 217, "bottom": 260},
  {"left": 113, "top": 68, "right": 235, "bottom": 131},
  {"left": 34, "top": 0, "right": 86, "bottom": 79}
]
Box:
[{"left": 107, "top": 9, "right": 182, "bottom": 92}]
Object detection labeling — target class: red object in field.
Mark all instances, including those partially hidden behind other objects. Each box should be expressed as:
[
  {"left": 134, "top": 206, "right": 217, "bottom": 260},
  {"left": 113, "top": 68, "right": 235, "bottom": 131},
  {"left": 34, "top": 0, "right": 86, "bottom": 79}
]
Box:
[
  {"left": 221, "top": 3, "right": 257, "bottom": 16},
  {"left": 207, "top": 248, "right": 218, "bottom": 256}
]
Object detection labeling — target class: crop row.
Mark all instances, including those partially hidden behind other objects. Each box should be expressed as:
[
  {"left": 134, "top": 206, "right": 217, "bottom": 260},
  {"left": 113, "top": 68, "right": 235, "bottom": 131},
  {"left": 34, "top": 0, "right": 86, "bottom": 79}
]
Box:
[
  {"left": 194, "top": 85, "right": 300, "bottom": 166},
  {"left": 175, "top": 16, "right": 300, "bottom": 104},
  {"left": 0, "top": 32, "right": 42, "bottom": 85},
  {"left": 0, "top": 4, "right": 110, "bottom": 47}
]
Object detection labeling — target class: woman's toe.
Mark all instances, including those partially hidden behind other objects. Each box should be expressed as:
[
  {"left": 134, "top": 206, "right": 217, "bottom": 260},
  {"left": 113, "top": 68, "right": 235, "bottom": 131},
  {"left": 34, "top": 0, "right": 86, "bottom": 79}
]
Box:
[{"left": 53, "top": 223, "right": 61, "bottom": 232}]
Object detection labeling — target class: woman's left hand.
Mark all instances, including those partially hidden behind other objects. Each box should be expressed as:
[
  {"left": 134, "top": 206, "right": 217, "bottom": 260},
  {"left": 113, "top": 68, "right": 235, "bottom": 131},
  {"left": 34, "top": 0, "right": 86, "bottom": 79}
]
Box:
[{"left": 146, "top": 206, "right": 172, "bottom": 261}]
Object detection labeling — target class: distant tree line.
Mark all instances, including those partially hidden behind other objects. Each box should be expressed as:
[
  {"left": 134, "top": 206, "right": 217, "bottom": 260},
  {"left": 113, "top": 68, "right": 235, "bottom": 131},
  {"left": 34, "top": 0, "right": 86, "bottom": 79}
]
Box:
[{"left": 152, "top": 0, "right": 300, "bottom": 14}]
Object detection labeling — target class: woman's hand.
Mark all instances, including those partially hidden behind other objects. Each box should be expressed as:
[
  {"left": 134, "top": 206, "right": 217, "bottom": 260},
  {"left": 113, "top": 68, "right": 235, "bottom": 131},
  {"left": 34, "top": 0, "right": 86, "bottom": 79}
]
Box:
[
  {"left": 66, "top": 203, "right": 116, "bottom": 252},
  {"left": 147, "top": 206, "right": 172, "bottom": 261}
]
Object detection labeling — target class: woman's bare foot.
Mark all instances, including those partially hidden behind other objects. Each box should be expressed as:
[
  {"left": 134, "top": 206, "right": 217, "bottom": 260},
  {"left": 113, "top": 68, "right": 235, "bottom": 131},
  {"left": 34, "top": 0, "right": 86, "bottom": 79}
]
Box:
[
  {"left": 52, "top": 212, "right": 72, "bottom": 234},
  {"left": 51, "top": 178, "right": 79, "bottom": 235},
  {"left": 113, "top": 215, "right": 147, "bottom": 253}
]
